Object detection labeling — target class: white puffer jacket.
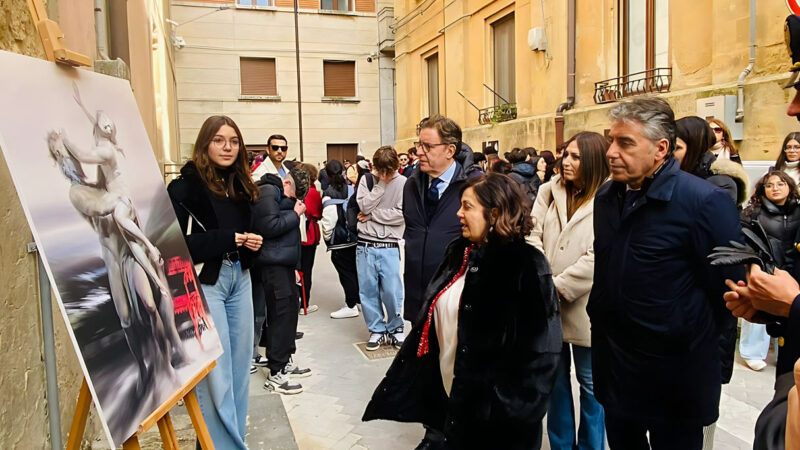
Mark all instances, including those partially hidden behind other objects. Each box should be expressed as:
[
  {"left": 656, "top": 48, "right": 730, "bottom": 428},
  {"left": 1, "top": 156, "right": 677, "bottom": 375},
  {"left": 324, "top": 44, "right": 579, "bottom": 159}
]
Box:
[{"left": 526, "top": 175, "right": 596, "bottom": 347}]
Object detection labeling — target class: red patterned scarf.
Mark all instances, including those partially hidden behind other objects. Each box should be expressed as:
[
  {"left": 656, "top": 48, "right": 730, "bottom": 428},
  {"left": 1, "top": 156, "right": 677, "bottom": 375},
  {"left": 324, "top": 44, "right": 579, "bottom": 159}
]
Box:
[{"left": 416, "top": 244, "right": 475, "bottom": 357}]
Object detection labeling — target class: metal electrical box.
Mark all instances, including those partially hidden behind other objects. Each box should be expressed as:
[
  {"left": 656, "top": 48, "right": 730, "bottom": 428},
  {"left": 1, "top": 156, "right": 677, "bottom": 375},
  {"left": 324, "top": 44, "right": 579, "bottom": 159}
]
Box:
[{"left": 695, "top": 95, "right": 743, "bottom": 141}]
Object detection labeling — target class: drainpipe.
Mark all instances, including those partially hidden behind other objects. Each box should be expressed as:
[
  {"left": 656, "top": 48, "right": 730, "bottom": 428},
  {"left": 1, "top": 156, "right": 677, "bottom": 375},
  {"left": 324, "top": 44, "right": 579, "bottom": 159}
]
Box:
[
  {"left": 555, "top": 0, "right": 575, "bottom": 148},
  {"left": 736, "top": 0, "right": 756, "bottom": 122},
  {"left": 94, "top": 0, "right": 110, "bottom": 60}
]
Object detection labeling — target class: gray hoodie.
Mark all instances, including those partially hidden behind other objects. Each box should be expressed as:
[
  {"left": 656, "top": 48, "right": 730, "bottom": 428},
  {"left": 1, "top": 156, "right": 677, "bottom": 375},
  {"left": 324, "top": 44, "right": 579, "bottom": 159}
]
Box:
[{"left": 356, "top": 171, "right": 406, "bottom": 242}]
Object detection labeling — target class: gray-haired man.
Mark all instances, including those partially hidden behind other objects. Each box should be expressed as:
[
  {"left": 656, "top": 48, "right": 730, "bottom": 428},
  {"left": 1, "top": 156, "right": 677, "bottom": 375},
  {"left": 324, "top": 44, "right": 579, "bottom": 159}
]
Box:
[{"left": 588, "top": 97, "right": 743, "bottom": 449}]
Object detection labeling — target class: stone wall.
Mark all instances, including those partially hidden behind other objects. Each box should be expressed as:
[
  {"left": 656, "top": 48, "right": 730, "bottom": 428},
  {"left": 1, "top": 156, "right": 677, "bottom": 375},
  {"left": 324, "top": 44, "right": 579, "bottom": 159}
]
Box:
[{"left": 0, "top": 1, "right": 103, "bottom": 448}]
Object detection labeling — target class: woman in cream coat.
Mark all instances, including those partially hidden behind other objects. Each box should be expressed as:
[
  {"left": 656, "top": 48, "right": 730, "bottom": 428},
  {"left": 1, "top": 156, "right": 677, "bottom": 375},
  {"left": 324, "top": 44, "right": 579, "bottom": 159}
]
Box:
[{"left": 528, "top": 131, "right": 610, "bottom": 450}]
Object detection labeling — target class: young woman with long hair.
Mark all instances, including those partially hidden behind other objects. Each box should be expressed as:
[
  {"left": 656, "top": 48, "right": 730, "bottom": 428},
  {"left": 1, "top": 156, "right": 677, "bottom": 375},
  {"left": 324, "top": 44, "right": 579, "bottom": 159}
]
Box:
[
  {"left": 773, "top": 132, "right": 800, "bottom": 184},
  {"left": 167, "top": 115, "right": 261, "bottom": 449},
  {"left": 320, "top": 159, "right": 361, "bottom": 318},
  {"left": 739, "top": 171, "right": 800, "bottom": 374},
  {"left": 675, "top": 116, "right": 749, "bottom": 207},
  {"left": 528, "top": 131, "right": 610, "bottom": 450},
  {"left": 707, "top": 118, "right": 742, "bottom": 164}
]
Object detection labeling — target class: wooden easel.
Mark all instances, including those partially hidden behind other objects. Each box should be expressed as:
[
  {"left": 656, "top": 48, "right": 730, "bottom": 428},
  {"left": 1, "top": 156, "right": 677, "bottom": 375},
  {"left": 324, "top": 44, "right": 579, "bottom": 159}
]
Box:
[
  {"left": 26, "top": 0, "right": 91, "bottom": 67},
  {"left": 25, "top": 2, "right": 216, "bottom": 449},
  {"left": 66, "top": 361, "right": 216, "bottom": 449}
]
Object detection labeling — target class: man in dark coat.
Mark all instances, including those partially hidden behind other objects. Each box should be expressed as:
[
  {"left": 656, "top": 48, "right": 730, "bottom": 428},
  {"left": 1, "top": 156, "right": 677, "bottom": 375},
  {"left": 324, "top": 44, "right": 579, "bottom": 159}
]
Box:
[
  {"left": 588, "top": 97, "right": 742, "bottom": 449},
  {"left": 403, "top": 115, "right": 468, "bottom": 324}
]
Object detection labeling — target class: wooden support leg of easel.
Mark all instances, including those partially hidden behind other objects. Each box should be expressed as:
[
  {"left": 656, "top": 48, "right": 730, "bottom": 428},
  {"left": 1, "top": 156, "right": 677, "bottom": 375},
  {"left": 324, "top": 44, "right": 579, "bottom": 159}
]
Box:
[
  {"left": 184, "top": 389, "right": 214, "bottom": 449},
  {"left": 122, "top": 435, "right": 141, "bottom": 450},
  {"left": 157, "top": 412, "right": 180, "bottom": 450},
  {"left": 66, "top": 378, "right": 91, "bottom": 450}
]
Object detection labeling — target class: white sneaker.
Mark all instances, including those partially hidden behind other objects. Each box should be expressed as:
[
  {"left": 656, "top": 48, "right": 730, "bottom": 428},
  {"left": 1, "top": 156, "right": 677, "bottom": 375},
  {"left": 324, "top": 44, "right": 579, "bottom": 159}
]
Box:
[
  {"left": 745, "top": 359, "right": 767, "bottom": 371},
  {"left": 264, "top": 369, "right": 303, "bottom": 394},
  {"left": 330, "top": 305, "right": 359, "bottom": 319},
  {"left": 285, "top": 357, "right": 312, "bottom": 378},
  {"left": 366, "top": 332, "right": 387, "bottom": 351},
  {"left": 299, "top": 304, "right": 319, "bottom": 315}
]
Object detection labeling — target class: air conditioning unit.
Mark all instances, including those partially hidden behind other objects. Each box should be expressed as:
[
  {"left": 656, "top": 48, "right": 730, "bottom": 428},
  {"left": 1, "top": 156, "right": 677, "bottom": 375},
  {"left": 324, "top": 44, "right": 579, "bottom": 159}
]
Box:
[
  {"left": 528, "top": 27, "right": 547, "bottom": 52},
  {"left": 696, "top": 95, "right": 742, "bottom": 141}
]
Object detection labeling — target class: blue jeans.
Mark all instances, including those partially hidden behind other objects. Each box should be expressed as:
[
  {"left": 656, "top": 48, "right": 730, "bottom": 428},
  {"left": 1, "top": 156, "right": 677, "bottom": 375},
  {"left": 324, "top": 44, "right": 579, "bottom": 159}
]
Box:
[
  {"left": 547, "top": 343, "right": 605, "bottom": 450},
  {"left": 195, "top": 260, "right": 253, "bottom": 450},
  {"left": 356, "top": 245, "right": 404, "bottom": 333},
  {"left": 739, "top": 320, "right": 771, "bottom": 360}
]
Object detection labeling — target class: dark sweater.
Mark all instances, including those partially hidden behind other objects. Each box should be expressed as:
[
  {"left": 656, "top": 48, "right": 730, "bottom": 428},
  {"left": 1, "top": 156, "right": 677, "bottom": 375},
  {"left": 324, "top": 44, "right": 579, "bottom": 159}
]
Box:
[{"left": 167, "top": 161, "right": 254, "bottom": 284}]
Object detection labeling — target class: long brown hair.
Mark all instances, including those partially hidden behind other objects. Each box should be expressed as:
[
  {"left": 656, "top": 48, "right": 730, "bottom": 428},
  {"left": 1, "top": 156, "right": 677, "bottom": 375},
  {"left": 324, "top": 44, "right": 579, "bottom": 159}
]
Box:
[
  {"left": 465, "top": 173, "right": 534, "bottom": 243},
  {"left": 774, "top": 132, "right": 800, "bottom": 171},
  {"left": 743, "top": 170, "right": 800, "bottom": 218},
  {"left": 707, "top": 118, "right": 738, "bottom": 156},
  {"left": 192, "top": 115, "right": 258, "bottom": 202},
  {"left": 562, "top": 131, "right": 610, "bottom": 217}
]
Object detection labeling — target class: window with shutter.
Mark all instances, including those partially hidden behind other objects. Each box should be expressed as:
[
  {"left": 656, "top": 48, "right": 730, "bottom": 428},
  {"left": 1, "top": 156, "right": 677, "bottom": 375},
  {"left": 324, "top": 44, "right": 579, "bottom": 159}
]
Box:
[
  {"left": 321, "top": 0, "right": 351, "bottom": 11},
  {"left": 622, "top": 0, "right": 669, "bottom": 75},
  {"left": 426, "top": 54, "right": 439, "bottom": 116},
  {"left": 323, "top": 61, "right": 356, "bottom": 97},
  {"left": 240, "top": 57, "right": 278, "bottom": 97},
  {"left": 492, "top": 14, "right": 515, "bottom": 106}
]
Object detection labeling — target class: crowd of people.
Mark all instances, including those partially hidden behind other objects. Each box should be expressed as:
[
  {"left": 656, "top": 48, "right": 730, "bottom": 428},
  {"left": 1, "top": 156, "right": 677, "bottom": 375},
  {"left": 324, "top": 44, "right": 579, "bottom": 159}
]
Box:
[{"left": 164, "top": 17, "right": 800, "bottom": 450}]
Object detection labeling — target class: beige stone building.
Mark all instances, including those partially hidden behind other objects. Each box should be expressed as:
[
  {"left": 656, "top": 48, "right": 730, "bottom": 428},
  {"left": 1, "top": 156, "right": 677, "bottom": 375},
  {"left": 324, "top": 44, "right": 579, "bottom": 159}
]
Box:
[
  {"left": 172, "top": 0, "right": 397, "bottom": 166},
  {"left": 0, "top": 0, "right": 179, "bottom": 447},
  {"left": 393, "top": 0, "right": 799, "bottom": 162}
]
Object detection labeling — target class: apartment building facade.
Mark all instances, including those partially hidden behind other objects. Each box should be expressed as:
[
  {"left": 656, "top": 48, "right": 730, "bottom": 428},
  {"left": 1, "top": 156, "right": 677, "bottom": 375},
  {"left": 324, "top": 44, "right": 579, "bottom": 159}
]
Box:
[
  {"left": 394, "top": 0, "right": 797, "bottom": 162},
  {"left": 172, "top": 0, "right": 396, "bottom": 165}
]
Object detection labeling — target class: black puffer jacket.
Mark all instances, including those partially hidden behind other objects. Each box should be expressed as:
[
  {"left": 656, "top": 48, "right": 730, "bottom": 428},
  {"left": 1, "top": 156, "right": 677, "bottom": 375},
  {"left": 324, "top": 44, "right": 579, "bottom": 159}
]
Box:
[
  {"left": 167, "top": 161, "right": 254, "bottom": 284},
  {"left": 744, "top": 198, "right": 800, "bottom": 270},
  {"left": 251, "top": 174, "right": 301, "bottom": 267},
  {"left": 363, "top": 237, "right": 561, "bottom": 449}
]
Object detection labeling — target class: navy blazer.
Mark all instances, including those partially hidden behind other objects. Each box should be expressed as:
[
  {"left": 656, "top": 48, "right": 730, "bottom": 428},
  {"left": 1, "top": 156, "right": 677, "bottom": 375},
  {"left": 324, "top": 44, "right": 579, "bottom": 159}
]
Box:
[
  {"left": 402, "top": 162, "right": 467, "bottom": 322},
  {"left": 588, "top": 157, "right": 744, "bottom": 427}
]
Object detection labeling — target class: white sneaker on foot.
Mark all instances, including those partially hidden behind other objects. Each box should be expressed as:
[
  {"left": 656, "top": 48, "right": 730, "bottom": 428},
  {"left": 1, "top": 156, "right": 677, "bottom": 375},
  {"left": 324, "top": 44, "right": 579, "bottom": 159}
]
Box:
[
  {"left": 285, "top": 357, "right": 312, "bottom": 378},
  {"left": 745, "top": 359, "right": 767, "bottom": 371},
  {"left": 330, "top": 305, "right": 359, "bottom": 319},
  {"left": 299, "top": 304, "right": 319, "bottom": 315},
  {"left": 366, "top": 332, "right": 387, "bottom": 351},
  {"left": 264, "top": 369, "right": 303, "bottom": 394}
]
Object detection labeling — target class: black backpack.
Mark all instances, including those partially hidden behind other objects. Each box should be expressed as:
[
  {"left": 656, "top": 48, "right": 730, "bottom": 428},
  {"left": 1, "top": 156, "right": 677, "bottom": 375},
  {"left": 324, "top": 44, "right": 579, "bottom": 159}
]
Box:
[
  {"left": 346, "top": 173, "right": 374, "bottom": 234},
  {"left": 322, "top": 185, "right": 357, "bottom": 250}
]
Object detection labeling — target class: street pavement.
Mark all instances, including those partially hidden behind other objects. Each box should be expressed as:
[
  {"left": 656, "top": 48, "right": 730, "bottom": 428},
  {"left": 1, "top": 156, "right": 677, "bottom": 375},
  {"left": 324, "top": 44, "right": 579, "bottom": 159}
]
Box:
[
  {"left": 282, "top": 245, "right": 777, "bottom": 450},
  {"left": 133, "top": 244, "right": 777, "bottom": 449}
]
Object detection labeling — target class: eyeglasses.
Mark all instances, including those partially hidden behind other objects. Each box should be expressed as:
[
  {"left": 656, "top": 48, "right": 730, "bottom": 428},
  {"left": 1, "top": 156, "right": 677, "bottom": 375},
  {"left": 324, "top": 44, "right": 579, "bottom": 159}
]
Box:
[
  {"left": 270, "top": 145, "right": 288, "bottom": 152},
  {"left": 785, "top": 145, "right": 800, "bottom": 152},
  {"left": 765, "top": 182, "right": 788, "bottom": 189},
  {"left": 710, "top": 127, "right": 723, "bottom": 134},
  {"left": 211, "top": 137, "right": 240, "bottom": 149},
  {"left": 413, "top": 141, "right": 450, "bottom": 153}
]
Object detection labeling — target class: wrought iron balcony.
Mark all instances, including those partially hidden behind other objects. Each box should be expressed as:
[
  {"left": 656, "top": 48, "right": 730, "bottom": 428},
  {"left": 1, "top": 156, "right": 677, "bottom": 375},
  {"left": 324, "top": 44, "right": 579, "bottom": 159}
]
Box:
[
  {"left": 478, "top": 103, "right": 518, "bottom": 125},
  {"left": 593, "top": 68, "right": 672, "bottom": 104}
]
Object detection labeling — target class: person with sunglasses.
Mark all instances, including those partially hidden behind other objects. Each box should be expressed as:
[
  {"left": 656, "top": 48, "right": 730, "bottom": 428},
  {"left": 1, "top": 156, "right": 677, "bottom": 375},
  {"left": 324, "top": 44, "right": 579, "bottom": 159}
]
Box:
[
  {"left": 252, "top": 134, "right": 295, "bottom": 180},
  {"left": 707, "top": 119, "right": 743, "bottom": 165}
]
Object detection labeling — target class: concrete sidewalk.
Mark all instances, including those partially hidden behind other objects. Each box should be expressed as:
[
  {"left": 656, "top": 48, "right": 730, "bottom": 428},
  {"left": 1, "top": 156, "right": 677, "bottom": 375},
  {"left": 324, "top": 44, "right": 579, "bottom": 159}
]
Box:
[{"left": 136, "top": 372, "right": 298, "bottom": 449}]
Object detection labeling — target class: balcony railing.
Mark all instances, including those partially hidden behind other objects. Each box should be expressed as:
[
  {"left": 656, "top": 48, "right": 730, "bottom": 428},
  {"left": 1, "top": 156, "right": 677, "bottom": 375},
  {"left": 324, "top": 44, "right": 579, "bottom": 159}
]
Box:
[
  {"left": 593, "top": 68, "right": 672, "bottom": 104},
  {"left": 478, "top": 103, "right": 518, "bottom": 125}
]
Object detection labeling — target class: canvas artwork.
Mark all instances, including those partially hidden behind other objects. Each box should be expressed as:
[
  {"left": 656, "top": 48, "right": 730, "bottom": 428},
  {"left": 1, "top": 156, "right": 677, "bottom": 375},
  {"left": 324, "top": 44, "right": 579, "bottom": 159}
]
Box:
[{"left": 0, "top": 51, "right": 222, "bottom": 447}]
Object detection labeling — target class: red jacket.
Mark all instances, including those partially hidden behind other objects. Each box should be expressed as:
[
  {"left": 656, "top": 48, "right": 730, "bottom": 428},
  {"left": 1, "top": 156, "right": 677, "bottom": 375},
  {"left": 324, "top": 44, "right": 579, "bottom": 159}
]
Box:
[{"left": 303, "top": 186, "right": 322, "bottom": 246}]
